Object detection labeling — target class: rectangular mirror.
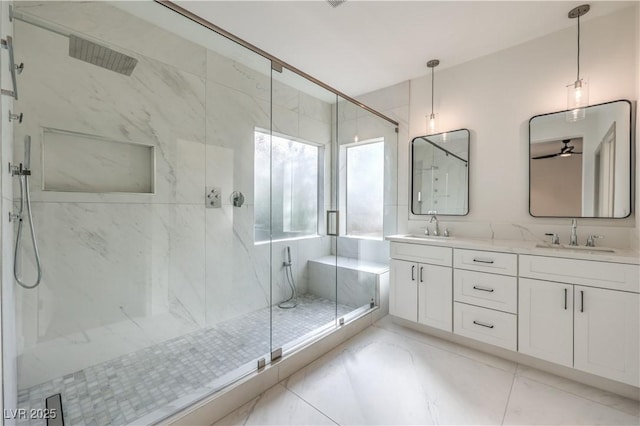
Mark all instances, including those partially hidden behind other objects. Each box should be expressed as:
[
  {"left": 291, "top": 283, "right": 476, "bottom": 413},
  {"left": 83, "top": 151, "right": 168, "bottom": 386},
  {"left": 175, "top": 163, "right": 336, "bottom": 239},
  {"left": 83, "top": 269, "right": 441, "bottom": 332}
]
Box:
[
  {"left": 529, "top": 100, "right": 632, "bottom": 218},
  {"left": 411, "top": 129, "right": 469, "bottom": 215}
]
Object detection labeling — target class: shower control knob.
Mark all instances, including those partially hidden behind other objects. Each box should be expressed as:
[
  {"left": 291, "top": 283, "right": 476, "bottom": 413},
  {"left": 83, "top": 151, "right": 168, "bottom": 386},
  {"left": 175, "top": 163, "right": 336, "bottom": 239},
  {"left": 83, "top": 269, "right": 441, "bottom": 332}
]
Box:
[
  {"left": 15, "top": 62, "right": 24, "bottom": 74},
  {"left": 8, "top": 110, "right": 23, "bottom": 123},
  {"left": 206, "top": 187, "right": 222, "bottom": 208}
]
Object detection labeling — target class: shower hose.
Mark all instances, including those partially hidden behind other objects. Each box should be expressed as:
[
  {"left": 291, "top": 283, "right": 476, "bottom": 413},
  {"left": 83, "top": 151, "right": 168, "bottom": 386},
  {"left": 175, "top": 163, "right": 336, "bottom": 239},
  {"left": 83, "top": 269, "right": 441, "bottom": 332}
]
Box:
[
  {"left": 278, "top": 262, "right": 298, "bottom": 309},
  {"left": 14, "top": 172, "right": 42, "bottom": 289}
]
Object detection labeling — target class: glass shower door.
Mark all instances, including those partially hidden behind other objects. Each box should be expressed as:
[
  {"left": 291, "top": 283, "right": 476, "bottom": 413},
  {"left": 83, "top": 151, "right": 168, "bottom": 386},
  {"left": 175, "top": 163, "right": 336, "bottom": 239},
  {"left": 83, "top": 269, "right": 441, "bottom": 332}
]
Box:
[
  {"left": 335, "top": 97, "right": 398, "bottom": 322},
  {"left": 8, "top": 2, "right": 274, "bottom": 424},
  {"left": 268, "top": 66, "right": 338, "bottom": 356}
]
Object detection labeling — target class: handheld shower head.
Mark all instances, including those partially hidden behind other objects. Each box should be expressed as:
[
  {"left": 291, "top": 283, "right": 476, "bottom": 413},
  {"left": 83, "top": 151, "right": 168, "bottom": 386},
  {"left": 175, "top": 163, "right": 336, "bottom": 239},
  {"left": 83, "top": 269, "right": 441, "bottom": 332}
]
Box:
[
  {"left": 285, "top": 246, "right": 292, "bottom": 265},
  {"left": 24, "top": 135, "right": 31, "bottom": 170}
]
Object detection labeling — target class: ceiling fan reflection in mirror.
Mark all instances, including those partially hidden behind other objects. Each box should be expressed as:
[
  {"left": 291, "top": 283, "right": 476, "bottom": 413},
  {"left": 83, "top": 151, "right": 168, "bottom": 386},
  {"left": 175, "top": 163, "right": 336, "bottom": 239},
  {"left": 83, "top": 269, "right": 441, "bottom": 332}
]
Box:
[{"left": 532, "top": 139, "right": 583, "bottom": 160}]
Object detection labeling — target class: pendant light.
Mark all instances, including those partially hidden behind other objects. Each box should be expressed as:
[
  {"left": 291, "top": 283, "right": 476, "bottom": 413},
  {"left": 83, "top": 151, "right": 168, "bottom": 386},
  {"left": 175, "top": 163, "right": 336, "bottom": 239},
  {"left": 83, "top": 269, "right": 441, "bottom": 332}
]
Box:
[
  {"left": 566, "top": 4, "right": 590, "bottom": 122},
  {"left": 426, "top": 59, "right": 440, "bottom": 134}
]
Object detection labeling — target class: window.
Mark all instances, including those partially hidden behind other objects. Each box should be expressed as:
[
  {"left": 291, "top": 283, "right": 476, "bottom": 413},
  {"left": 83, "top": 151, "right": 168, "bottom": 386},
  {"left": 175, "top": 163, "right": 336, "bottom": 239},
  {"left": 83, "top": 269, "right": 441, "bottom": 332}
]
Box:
[
  {"left": 254, "top": 130, "right": 320, "bottom": 243},
  {"left": 345, "top": 139, "right": 384, "bottom": 238}
]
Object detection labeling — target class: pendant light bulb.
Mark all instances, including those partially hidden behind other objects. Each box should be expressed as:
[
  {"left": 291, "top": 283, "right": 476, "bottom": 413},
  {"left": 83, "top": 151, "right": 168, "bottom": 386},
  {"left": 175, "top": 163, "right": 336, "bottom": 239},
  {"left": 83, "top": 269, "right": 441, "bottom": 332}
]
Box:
[
  {"left": 426, "top": 59, "right": 440, "bottom": 134},
  {"left": 566, "top": 4, "right": 590, "bottom": 122},
  {"left": 428, "top": 113, "right": 438, "bottom": 135}
]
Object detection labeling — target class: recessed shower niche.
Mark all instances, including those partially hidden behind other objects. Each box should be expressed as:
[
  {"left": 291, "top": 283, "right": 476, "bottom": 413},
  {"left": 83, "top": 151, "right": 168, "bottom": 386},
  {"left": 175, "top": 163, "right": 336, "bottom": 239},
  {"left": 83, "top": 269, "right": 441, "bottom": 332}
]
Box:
[{"left": 42, "top": 127, "right": 155, "bottom": 193}]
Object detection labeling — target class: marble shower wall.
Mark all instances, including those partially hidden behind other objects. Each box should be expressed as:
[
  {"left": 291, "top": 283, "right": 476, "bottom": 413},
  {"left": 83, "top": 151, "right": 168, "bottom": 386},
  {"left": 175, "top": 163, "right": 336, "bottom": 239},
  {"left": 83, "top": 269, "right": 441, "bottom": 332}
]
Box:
[{"left": 12, "top": 2, "right": 333, "bottom": 388}]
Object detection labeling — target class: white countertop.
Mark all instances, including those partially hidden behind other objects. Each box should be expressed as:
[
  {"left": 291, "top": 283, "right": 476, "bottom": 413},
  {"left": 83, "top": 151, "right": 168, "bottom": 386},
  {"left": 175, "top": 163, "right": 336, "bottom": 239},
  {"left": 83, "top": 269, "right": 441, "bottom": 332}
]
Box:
[{"left": 385, "top": 235, "right": 640, "bottom": 265}]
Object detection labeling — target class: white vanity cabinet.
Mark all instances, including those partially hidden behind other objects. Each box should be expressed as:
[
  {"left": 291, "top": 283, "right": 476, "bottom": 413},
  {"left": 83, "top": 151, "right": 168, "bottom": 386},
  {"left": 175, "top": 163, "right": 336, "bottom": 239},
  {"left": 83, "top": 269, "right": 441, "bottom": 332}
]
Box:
[
  {"left": 389, "top": 243, "right": 453, "bottom": 331},
  {"left": 574, "top": 286, "right": 639, "bottom": 387},
  {"left": 387, "top": 236, "right": 640, "bottom": 388},
  {"left": 453, "top": 249, "right": 518, "bottom": 350},
  {"left": 518, "top": 278, "right": 574, "bottom": 367},
  {"left": 519, "top": 255, "right": 640, "bottom": 387}
]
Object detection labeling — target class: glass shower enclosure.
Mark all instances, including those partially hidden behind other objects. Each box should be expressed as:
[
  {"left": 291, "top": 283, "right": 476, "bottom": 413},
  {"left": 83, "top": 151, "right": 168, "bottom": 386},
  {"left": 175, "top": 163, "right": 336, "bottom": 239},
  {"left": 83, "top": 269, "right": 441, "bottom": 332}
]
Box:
[{"left": 1, "top": 2, "right": 398, "bottom": 424}]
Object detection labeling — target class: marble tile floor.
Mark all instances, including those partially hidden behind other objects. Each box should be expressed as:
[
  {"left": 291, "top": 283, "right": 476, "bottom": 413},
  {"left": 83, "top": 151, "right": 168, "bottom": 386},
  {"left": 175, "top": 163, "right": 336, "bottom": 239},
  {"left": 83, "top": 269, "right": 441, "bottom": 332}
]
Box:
[
  {"left": 215, "top": 316, "right": 640, "bottom": 426},
  {"left": 17, "top": 294, "right": 355, "bottom": 426}
]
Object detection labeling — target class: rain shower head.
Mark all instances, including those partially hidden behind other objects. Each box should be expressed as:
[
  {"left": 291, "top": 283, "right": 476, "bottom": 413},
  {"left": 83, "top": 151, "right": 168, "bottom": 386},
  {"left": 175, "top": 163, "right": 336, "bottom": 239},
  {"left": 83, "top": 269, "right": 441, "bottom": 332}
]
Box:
[
  {"left": 13, "top": 9, "right": 138, "bottom": 76},
  {"left": 326, "top": 0, "right": 346, "bottom": 7},
  {"left": 68, "top": 34, "right": 138, "bottom": 76}
]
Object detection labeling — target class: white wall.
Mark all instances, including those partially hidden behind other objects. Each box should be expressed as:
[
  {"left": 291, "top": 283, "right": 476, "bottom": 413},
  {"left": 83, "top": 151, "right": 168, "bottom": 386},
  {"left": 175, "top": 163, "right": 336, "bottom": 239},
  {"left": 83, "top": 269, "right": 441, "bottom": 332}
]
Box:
[{"left": 403, "top": 6, "right": 638, "bottom": 248}]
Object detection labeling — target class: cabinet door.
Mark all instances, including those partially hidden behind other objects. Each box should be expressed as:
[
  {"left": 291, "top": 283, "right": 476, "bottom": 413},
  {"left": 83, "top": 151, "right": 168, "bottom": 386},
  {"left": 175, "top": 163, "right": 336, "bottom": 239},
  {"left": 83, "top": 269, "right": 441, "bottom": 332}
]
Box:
[
  {"left": 519, "top": 278, "right": 573, "bottom": 367},
  {"left": 574, "top": 286, "right": 640, "bottom": 387},
  {"left": 390, "top": 259, "right": 418, "bottom": 322},
  {"left": 418, "top": 264, "right": 452, "bottom": 331}
]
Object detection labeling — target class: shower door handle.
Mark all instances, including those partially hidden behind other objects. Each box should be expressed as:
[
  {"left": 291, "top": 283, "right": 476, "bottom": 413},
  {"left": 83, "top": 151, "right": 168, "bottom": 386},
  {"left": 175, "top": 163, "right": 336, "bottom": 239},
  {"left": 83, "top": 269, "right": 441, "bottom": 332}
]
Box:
[{"left": 326, "top": 210, "right": 339, "bottom": 236}]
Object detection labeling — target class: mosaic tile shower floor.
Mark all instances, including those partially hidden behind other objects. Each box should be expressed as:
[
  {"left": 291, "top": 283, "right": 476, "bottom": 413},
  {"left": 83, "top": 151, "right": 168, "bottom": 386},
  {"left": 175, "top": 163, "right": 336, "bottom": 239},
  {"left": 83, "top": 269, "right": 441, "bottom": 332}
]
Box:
[{"left": 17, "top": 295, "right": 355, "bottom": 426}]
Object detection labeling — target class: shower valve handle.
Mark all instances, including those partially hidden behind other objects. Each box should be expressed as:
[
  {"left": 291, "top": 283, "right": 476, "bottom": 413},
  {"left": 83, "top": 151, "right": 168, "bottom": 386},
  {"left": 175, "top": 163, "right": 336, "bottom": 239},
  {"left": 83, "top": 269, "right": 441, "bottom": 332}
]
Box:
[
  {"left": 8, "top": 110, "right": 23, "bottom": 123},
  {"left": 10, "top": 163, "right": 30, "bottom": 176}
]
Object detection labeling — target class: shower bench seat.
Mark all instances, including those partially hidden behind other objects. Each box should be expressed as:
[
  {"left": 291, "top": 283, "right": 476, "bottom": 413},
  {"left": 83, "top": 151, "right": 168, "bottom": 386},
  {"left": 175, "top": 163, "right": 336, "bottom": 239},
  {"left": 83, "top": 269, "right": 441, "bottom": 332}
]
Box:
[{"left": 308, "top": 256, "right": 390, "bottom": 309}]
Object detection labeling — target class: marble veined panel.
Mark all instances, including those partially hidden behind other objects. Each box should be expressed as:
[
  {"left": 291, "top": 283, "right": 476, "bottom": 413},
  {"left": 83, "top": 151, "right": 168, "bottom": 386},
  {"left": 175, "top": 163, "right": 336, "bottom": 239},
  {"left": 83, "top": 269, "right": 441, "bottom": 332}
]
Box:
[
  {"left": 205, "top": 206, "right": 270, "bottom": 327},
  {"left": 272, "top": 78, "right": 300, "bottom": 112},
  {"left": 16, "top": 202, "right": 172, "bottom": 351},
  {"left": 206, "top": 49, "right": 271, "bottom": 102},
  {"left": 205, "top": 81, "right": 269, "bottom": 207},
  {"left": 168, "top": 205, "right": 206, "bottom": 327},
  {"left": 206, "top": 145, "right": 234, "bottom": 206},
  {"left": 299, "top": 91, "right": 333, "bottom": 124},
  {"left": 14, "top": 21, "right": 206, "bottom": 204}
]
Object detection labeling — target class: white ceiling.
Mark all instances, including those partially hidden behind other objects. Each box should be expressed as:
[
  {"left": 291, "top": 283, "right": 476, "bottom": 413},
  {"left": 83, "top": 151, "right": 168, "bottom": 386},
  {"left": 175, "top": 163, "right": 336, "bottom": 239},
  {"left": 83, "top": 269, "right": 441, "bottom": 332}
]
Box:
[{"left": 178, "top": 1, "right": 635, "bottom": 96}]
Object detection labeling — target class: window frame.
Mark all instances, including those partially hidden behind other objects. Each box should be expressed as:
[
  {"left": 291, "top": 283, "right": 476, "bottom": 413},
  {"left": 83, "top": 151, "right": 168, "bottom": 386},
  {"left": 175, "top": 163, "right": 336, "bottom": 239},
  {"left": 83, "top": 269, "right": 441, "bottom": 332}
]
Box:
[{"left": 341, "top": 137, "right": 385, "bottom": 240}]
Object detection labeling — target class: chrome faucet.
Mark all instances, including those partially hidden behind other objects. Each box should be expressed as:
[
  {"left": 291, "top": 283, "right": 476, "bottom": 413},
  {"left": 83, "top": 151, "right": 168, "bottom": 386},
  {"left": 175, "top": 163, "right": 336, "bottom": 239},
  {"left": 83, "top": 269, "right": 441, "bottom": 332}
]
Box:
[
  {"left": 586, "top": 235, "right": 604, "bottom": 247},
  {"left": 569, "top": 219, "right": 578, "bottom": 246},
  {"left": 545, "top": 233, "right": 560, "bottom": 245},
  {"left": 430, "top": 214, "right": 440, "bottom": 236}
]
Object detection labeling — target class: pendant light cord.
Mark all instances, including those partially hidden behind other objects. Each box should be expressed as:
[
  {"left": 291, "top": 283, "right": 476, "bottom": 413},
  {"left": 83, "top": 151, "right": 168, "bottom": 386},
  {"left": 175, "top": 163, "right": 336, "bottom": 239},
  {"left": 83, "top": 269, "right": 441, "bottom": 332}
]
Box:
[
  {"left": 576, "top": 15, "right": 581, "bottom": 81},
  {"left": 431, "top": 66, "right": 435, "bottom": 115}
]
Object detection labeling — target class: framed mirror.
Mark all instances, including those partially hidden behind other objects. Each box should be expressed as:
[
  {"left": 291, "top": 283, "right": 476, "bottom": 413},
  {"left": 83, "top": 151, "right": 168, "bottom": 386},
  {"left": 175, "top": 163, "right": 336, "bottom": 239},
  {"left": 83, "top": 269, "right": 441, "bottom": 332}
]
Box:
[
  {"left": 529, "top": 100, "right": 632, "bottom": 218},
  {"left": 411, "top": 129, "right": 469, "bottom": 215}
]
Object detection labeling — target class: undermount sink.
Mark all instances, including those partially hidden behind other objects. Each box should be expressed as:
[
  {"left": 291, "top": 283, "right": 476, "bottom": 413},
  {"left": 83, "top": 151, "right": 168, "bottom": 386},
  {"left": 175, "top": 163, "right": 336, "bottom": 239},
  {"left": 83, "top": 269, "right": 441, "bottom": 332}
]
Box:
[
  {"left": 403, "top": 234, "right": 454, "bottom": 240},
  {"left": 535, "top": 243, "right": 616, "bottom": 253}
]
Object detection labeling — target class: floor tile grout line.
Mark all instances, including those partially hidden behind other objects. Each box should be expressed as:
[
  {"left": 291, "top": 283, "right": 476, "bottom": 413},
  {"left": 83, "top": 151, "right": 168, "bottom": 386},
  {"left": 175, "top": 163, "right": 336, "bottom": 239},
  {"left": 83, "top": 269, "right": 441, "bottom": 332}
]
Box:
[
  {"left": 282, "top": 382, "right": 340, "bottom": 425},
  {"left": 501, "top": 365, "right": 518, "bottom": 425},
  {"left": 371, "top": 322, "right": 517, "bottom": 374},
  {"left": 241, "top": 392, "right": 263, "bottom": 426}
]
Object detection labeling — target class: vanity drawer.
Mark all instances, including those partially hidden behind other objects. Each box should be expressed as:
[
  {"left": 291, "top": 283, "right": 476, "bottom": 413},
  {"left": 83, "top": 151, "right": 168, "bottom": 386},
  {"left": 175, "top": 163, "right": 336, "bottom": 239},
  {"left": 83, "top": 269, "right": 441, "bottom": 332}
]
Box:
[
  {"left": 390, "top": 242, "right": 452, "bottom": 267},
  {"left": 519, "top": 255, "right": 640, "bottom": 293},
  {"left": 454, "top": 302, "right": 517, "bottom": 351},
  {"left": 454, "top": 249, "right": 517, "bottom": 276},
  {"left": 454, "top": 270, "right": 517, "bottom": 314}
]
